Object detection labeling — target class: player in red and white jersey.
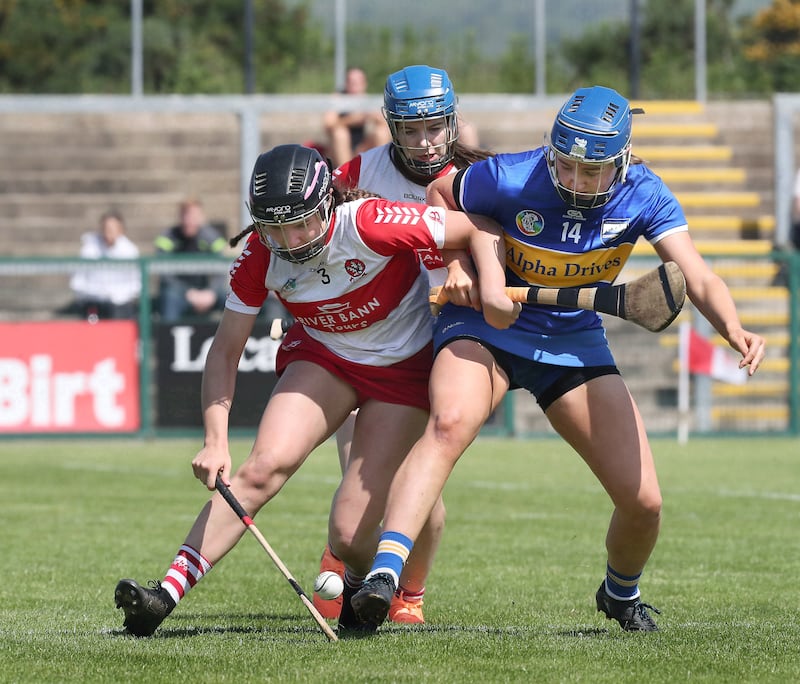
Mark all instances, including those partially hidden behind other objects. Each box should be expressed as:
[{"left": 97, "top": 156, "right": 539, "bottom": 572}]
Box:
[
  {"left": 113, "top": 143, "right": 517, "bottom": 638},
  {"left": 312, "top": 65, "right": 494, "bottom": 624},
  {"left": 228, "top": 196, "right": 438, "bottom": 367}
]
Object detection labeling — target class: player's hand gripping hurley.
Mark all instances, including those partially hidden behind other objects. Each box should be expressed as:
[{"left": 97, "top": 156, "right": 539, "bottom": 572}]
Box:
[
  {"left": 215, "top": 474, "right": 338, "bottom": 642},
  {"left": 429, "top": 261, "right": 686, "bottom": 333}
]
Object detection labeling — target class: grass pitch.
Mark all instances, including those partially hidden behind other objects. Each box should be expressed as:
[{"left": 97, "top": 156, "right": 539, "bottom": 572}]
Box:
[{"left": 1, "top": 436, "right": 798, "bottom": 683}]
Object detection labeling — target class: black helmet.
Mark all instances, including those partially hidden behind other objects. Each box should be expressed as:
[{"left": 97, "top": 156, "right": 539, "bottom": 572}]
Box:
[{"left": 247, "top": 144, "right": 333, "bottom": 262}]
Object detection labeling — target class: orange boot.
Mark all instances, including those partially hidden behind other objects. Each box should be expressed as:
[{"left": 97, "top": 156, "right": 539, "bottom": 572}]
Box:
[
  {"left": 389, "top": 587, "right": 425, "bottom": 624},
  {"left": 312, "top": 544, "right": 345, "bottom": 619}
]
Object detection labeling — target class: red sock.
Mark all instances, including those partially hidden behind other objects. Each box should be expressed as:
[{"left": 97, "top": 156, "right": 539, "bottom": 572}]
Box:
[
  {"left": 396, "top": 586, "right": 425, "bottom": 601},
  {"left": 161, "top": 544, "right": 212, "bottom": 604}
]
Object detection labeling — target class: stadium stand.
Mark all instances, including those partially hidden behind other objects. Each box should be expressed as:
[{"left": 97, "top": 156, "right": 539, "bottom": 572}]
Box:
[{"left": 0, "top": 99, "right": 787, "bottom": 433}]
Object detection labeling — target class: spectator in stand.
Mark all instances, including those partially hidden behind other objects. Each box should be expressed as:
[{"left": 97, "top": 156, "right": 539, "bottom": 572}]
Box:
[
  {"left": 154, "top": 197, "right": 228, "bottom": 322},
  {"left": 322, "top": 67, "right": 391, "bottom": 167},
  {"left": 68, "top": 210, "right": 141, "bottom": 320}
]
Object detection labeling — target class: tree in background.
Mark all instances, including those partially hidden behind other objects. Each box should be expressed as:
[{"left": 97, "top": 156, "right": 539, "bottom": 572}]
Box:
[
  {"left": 0, "top": 0, "right": 131, "bottom": 93},
  {"left": 740, "top": 0, "right": 800, "bottom": 92},
  {"left": 0, "top": 0, "right": 795, "bottom": 98},
  {"left": 559, "top": 0, "right": 744, "bottom": 98},
  {"left": 0, "top": 0, "right": 331, "bottom": 94}
]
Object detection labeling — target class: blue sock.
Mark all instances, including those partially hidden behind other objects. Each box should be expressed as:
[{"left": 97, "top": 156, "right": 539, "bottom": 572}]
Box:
[
  {"left": 366, "top": 531, "right": 413, "bottom": 587},
  {"left": 605, "top": 563, "right": 641, "bottom": 601}
]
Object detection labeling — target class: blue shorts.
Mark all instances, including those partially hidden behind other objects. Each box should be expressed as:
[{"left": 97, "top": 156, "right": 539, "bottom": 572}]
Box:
[
  {"left": 434, "top": 304, "right": 619, "bottom": 412},
  {"left": 438, "top": 336, "right": 619, "bottom": 412}
]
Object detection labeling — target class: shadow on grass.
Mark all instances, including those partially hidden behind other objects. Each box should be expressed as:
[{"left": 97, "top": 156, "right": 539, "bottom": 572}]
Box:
[
  {"left": 380, "top": 624, "right": 609, "bottom": 638},
  {"left": 107, "top": 611, "right": 330, "bottom": 641},
  {"left": 107, "top": 610, "right": 611, "bottom": 640}
]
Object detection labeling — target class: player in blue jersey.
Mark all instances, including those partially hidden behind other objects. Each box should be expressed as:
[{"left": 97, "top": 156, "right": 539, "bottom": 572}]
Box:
[{"left": 351, "top": 85, "right": 766, "bottom": 632}]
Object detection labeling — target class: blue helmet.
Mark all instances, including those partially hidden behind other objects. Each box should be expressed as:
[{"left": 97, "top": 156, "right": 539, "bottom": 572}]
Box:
[
  {"left": 383, "top": 64, "right": 459, "bottom": 176},
  {"left": 247, "top": 144, "right": 333, "bottom": 263},
  {"left": 546, "top": 85, "right": 633, "bottom": 208}
]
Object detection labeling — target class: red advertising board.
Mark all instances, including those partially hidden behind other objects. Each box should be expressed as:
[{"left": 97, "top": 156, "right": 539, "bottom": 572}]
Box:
[{"left": 0, "top": 321, "right": 140, "bottom": 433}]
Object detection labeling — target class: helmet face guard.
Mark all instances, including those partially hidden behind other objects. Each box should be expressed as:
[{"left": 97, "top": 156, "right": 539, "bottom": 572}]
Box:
[
  {"left": 383, "top": 65, "right": 459, "bottom": 176},
  {"left": 247, "top": 144, "right": 333, "bottom": 263},
  {"left": 546, "top": 86, "right": 633, "bottom": 209},
  {"left": 250, "top": 202, "right": 332, "bottom": 263}
]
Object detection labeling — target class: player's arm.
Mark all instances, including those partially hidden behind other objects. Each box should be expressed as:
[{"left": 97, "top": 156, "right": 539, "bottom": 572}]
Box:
[
  {"left": 655, "top": 231, "right": 765, "bottom": 374},
  {"left": 429, "top": 174, "right": 480, "bottom": 309},
  {"left": 440, "top": 209, "right": 518, "bottom": 330},
  {"left": 192, "top": 308, "right": 258, "bottom": 489}
]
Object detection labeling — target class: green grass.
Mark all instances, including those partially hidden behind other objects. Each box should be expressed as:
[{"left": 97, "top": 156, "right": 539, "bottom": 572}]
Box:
[{"left": 1, "top": 437, "right": 798, "bottom": 683}]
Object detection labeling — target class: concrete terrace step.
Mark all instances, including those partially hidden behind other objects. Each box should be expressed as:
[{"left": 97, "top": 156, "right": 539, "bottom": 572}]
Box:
[
  {"left": 630, "top": 100, "right": 706, "bottom": 115},
  {"left": 713, "top": 382, "right": 788, "bottom": 397},
  {"left": 726, "top": 286, "right": 787, "bottom": 302},
  {"left": 635, "top": 145, "right": 732, "bottom": 162},
  {"left": 687, "top": 215, "right": 774, "bottom": 234},
  {"left": 712, "top": 261, "right": 780, "bottom": 282},
  {"left": 633, "top": 122, "right": 719, "bottom": 138},
  {"left": 0, "top": 170, "right": 239, "bottom": 195},
  {"left": 4, "top": 148, "right": 240, "bottom": 173},
  {"left": 654, "top": 167, "right": 746, "bottom": 184},
  {"left": 712, "top": 405, "right": 788, "bottom": 423},
  {"left": 673, "top": 191, "right": 761, "bottom": 208},
  {"left": 632, "top": 240, "right": 774, "bottom": 257}
]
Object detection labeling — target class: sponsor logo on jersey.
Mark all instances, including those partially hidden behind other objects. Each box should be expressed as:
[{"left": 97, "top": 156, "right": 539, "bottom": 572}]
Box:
[
  {"left": 317, "top": 302, "right": 352, "bottom": 314},
  {"left": 417, "top": 248, "right": 444, "bottom": 269},
  {"left": 505, "top": 235, "right": 633, "bottom": 287},
  {"left": 600, "top": 219, "right": 630, "bottom": 244},
  {"left": 515, "top": 210, "right": 545, "bottom": 236},
  {"left": 295, "top": 297, "right": 382, "bottom": 332},
  {"left": 345, "top": 258, "right": 366, "bottom": 280},
  {"left": 428, "top": 209, "right": 444, "bottom": 224},
  {"left": 564, "top": 209, "right": 585, "bottom": 221},
  {"left": 441, "top": 321, "right": 465, "bottom": 334}
]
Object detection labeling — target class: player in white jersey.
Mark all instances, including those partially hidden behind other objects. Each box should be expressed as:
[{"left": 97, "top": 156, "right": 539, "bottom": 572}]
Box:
[
  {"left": 114, "top": 143, "right": 515, "bottom": 638},
  {"left": 312, "top": 64, "right": 494, "bottom": 624},
  {"left": 353, "top": 86, "right": 766, "bottom": 633}
]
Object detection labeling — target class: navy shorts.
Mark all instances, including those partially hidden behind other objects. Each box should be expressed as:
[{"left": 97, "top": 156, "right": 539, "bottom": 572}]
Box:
[{"left": 438, "top": 336, "right": 619, "bottom": 412}]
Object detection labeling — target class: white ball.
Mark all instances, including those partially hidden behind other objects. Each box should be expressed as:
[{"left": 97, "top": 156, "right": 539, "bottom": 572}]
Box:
[{"left": 313, "top": 571, "right": 344, "bottom": 600}]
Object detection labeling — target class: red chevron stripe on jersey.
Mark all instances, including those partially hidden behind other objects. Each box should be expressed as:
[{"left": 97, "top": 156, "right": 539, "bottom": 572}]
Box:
[{"left": 373, "top": 205, "right": 424, "bottom": 224}]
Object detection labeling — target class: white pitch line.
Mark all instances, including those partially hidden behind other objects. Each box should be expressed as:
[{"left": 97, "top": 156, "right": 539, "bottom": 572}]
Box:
[{"left": 714, "top": 488, "right": 800, "bottom": 503}]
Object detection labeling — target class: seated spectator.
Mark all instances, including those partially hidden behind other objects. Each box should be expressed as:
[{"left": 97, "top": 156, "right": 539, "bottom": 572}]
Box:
[
  {"left": 68, "top": 210, "right": 141, "bottom": 320},
  {"left": 154, "top": 197, "right": 228, "bottom": 322},
  {"left": 322, "top": 67, "right": 391, "bottom": 167}
]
